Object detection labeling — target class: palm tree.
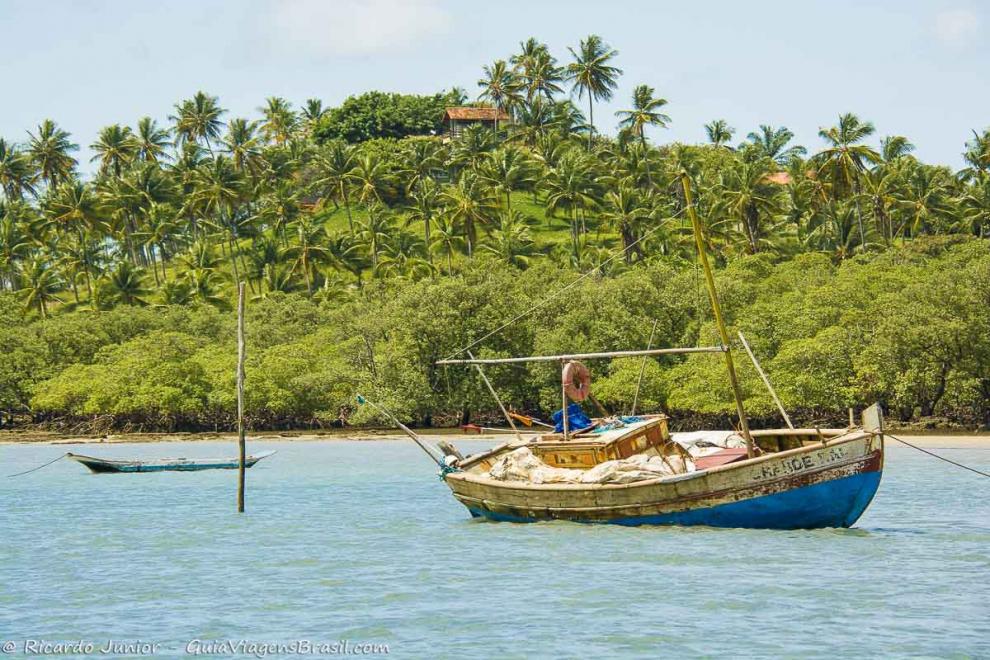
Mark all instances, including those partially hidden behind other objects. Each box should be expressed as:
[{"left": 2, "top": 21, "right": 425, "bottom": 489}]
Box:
[
  {"left": 139, "top": 203, "right": 181, "bottom": 285},
  {"left": 350, "top": 153, "right": 390, "bottom": 206},
  {"left": 376, "top": 230, "right": 431, "bottom": 279},
  {"left": 477, "top": 60, "right": 524, "bottom": 132},
  {"left": 326, "top": 229, "right": 369, "bottom": 285},
  {"left": 616, "top": 85, "right": 671, "bottom": 148},
  {"left": 160, "top": 279, "right": 194, "bottom": 305},
  {"left": 0, "top": 206, "right": 32, "bottom": 290},
  {"left": 440, "top": 172, "right": 497, "bottom": 256},
  {"left": 183, "top": 267, "right": 228, "bottom": 308},
  {"left": 254, "top": 182, "right": 299, "bottom": 245},
  {"left": 191, "top": 156, "right": 248, "bottom": 281},
  {"left": 449, "top": 124, "right": 496, "bottom": 170},
  {"left": 405, "top": 178, "right": 440, "bottom": 262},
  {"left": 259, "top": 97, "right": 298, "bottom": 146},
  {"left": 895, "top": 164, "right": 955, "bottom": 236},
  {"left": 616, "top": 85, "right": 670, "bottom": 185},
  {"left": 401, "top": 138, "right": 444, "bottom": 195},
  {"left": 481, "top": 210, "right": 537, "bottom": 268},
  {"left": 311, "top": 141, "right": 358, "bottom": 234},
  {"left": 565, "top": 35, "right": 622, "bottom": 150},
  {"left": 704, "top": 120, "right": 735, "bottom": 147},
  {"left": 356, "top": 204, "right": 395, "bottom": 272},
  {"left": 479, "top": 146, "right": 537, "bottom": 211},
  {"left": 27, "top": 120, "right": 78, "bottom": 190},
  {"left": 600, "top": 180, "right": 651, "bottom": 262},
  {"left": 301, "top": 98, "right": 327, "bottom": 135},
  {"left": 714, "top": 158, "right": 787, "bottom": 254},
  {"left": 103, "top": 260, "right": 150, "bottom": 306},
  {"left": 430, "top": 215, "right": 465, "bottom": 275},
  {"left": 18, "top": 256, "right": 62, "bottom": 318},
  {"left": 959, "top": 174, "right": 990, "bottom": 237},
  {"left": 814, "top": 113, "right": 881, "bottom": 246},
  {"left": 170, "top": 91, "right": 225, "bottom": 155},
  {"left": 547, "top": 100, "right": 589, "bottom": 141},
  {"left": 286, "top": 216, "right": 331, "bottom": 294},
  {"left": 134, "top": 117, "right": 171, "bottom": 164},
  {"left": 880, "top": 135, "right": 915, "bottom": 162},
  {"left": 512, "top": 39, "right": 564, "bottom": 102},
  {"left": 744, "top": 125, "right": 806, "bottom": 164},
  {"left": 222, "top": 118, "right": 265, "bottom": 176},
  {"left": 544, "top": 151, "right": 599, "bottom": 257},
  {"left": 46, "top": 181, "right": 104, "bottom": 300},
  {"left": 961, "top": 129, "right": 990, "bottom": 180},
  {"left": 90, "top": 124, "right": 137, "bottom": 177},
  {"left": 859, "top": 167, "right": 898, "bottom": 244},
  {"left": 0, "top": 139, "right": 38, "bottom": 200}
]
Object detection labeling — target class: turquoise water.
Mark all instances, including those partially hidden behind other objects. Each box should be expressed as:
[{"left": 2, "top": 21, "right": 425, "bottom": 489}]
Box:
[{"left": 2, "top": 440, "right": 988, "bottom": 658}]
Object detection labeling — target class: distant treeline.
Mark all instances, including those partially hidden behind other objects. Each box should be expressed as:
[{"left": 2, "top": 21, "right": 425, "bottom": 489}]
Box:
[
  {"left": 1, "top": 34, "right": 989, "bottom": 431},
  {"left": 0, "top": 236, "right": 987, "bottom": 432}
]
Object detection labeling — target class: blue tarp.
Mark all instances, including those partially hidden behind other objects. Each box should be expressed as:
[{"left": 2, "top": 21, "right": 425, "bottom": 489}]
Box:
[
  {"left": 592, "top": 416, "right": 645, "bottom": 433},
  {"left": 552, "top": 403, "right": 592, "bottom": 433}
]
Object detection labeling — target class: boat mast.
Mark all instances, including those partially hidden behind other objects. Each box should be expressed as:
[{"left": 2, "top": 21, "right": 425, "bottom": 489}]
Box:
[{"left": 680, "top": 172, "right": 755, "bottom": 458}]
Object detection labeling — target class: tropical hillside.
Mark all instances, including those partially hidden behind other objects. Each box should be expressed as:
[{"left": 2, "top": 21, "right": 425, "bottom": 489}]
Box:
[{"left": 1, "top": 36, "right": 988, "bottom": 432}]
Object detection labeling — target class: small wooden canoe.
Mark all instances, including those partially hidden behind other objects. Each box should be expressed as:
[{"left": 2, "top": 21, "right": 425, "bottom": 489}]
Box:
[{"left": 66, "top": 450, "right": 276, "bottom": 474}]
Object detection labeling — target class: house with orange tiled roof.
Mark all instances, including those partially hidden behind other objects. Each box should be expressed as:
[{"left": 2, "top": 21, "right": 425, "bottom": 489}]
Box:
[{"left": 441, "top": 106, "right": 511, "bottom": 139}]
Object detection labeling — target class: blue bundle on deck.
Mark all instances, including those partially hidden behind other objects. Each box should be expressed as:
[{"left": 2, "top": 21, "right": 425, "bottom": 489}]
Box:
[{"left": 552, "top": 403, "right": 592, "bottom": 433}]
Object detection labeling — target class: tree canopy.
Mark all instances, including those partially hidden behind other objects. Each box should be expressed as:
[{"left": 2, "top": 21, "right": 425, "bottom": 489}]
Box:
[{"left": 0, "top": 34, "right": 988, "bottom": 431}]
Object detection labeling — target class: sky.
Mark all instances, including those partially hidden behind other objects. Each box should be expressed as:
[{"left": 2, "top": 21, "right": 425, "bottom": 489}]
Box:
[{"left": 1, "top": 0, "right": 987, "bottom": 171}]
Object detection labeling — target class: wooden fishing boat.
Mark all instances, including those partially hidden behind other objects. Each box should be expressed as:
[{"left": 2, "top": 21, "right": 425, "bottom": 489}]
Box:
[
  {"left": 441, "top": 412, "right": 884, "bottom": 529},
  {"left": 364, "top": 173, "right": 886, "bottom": 529},
  {"left": 66, "top": 450, "right": 276, "bottom": 474}
]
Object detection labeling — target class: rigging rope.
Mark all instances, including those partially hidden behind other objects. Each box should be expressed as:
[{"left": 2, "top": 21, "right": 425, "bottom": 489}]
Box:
[
  {"left": 443, "top": 206, "right": 688, "bottom": 361},
  {"left": 6, "top": 453, "right": 68, "bottom": 478},
  {"left": 886, "top": 433, "right": 990, "bottom": 480}
]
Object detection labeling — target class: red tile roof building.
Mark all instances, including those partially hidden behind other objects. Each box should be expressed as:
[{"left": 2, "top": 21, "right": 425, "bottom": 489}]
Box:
[{"left": 442, "top": 106, "right": 511, "bottom": 138}]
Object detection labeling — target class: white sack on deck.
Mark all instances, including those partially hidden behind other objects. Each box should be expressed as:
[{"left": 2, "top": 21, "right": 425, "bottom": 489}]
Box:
[
  {"left": 488, "top": 447, "right": 585, "bottom": 484},
  {"left": 671, "top": 431, "right": 747, "bottom": 458},
  {"left": 488, "top": 447, "right": 694, "bottom": 485}
]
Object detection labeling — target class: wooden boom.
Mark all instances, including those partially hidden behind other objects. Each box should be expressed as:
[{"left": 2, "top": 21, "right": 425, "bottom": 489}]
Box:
[{"left": 437, "top": 345, "right": 726, "bottom": 366}]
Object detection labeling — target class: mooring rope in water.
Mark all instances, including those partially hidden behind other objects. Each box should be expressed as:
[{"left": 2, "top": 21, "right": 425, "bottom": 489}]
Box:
[
  {"left": 442, "top": 205, "right": 689, "bottom": 361},
  {"left": 6, "top": 453, "right": 69, "bottom": 478},
  {"left": 886, "top": 433, "right": 990, "bottom": 480}
]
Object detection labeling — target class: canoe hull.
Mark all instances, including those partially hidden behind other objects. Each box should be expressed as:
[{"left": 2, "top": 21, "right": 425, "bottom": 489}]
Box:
[
  {"left": 445, "top": 432, "right": 882, "bottom": 530},
  {"left": 67, "top": 451, "right": 275, "bottom": 474}
]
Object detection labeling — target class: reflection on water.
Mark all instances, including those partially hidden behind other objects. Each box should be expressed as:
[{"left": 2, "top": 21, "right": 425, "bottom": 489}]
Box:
[{"left": 1, "top": 441, "right": 988, "bottom": 658}]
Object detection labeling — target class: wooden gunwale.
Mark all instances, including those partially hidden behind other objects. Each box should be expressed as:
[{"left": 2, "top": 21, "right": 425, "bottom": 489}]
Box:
[
  {"left": 447, "top": 435, "right": 882, "bottom": 521},
  {"left": 451, "top": 448, "right": 879, "bottom": 511},
  {"left": 445, "top": 431, "right": 876, "bottom": 492}
]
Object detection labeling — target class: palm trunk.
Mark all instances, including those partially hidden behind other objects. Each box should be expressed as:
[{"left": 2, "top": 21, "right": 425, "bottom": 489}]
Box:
[
  {"left": 640, "top": 131, "right": 653, "bottom": 187},
  {"left": 150, "top": 250, "right": 160, "bottom": 286},
  {"left": 228, "top": 237, "right": 241, "bottom": 283},
  {"left": 424, "top": 215, "right": 432, "bottom": 264},
  {"left": 587, "top": 96, "right": 594, "bottom": 151},
  {"left": 342, "top": 183, "right": 354, "bottom": 235},
  {"left": 853, "top": 178, "right": 867, "bottom": 248}
]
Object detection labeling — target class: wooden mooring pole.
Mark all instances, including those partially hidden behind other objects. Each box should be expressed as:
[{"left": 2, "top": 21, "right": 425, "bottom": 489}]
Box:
[{"left": 236, "top": 282, "right": 246, "bottom": 513}]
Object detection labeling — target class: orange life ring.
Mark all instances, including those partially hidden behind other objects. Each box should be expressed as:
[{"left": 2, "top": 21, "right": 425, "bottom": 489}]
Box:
[{"left": 562, "top": 360, "right": 591, "bottom": 402}]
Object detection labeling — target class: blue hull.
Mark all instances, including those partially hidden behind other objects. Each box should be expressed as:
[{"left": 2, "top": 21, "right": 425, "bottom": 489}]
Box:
[{"left": 468, "top": 470, "right": 882, "bottom": 530}]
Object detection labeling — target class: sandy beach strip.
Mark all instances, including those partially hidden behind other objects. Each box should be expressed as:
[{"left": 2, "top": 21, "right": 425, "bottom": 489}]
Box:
[{"left": 1, "top": 429, "right": 987, "bottom": 448}]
